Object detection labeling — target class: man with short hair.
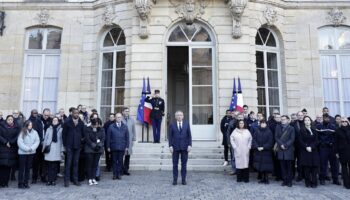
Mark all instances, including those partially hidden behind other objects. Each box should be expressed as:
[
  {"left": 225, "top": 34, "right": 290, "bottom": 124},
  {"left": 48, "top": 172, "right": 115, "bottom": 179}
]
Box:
[
  {"left": 220, "top": 110, "right": 232, "bottom": 166},
  {"left": 106, "top": 113, "right": 129, "bottom": 180},
  {"left": 122, "top": 107, "right": 136, "bottom": 175},
  {"left": 291, "top": 111, "right": 305, "bottom": 182},
  {"left": 148, "top": 89, "right": 165, "bottom": 143},
  {"left": 169, "top": 111, "right": 192, "bottom": 185}
]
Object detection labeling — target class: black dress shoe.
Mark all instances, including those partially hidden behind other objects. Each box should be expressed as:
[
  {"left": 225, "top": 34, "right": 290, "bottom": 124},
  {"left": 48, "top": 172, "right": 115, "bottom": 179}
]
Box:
[
  {"left": 287, "top": 183, "right": 292, "bottom": 187},
  {"left": 182, "top": 180, "right": 187, "bottom": 185},
  {"left": 18, "top": 183, "right": 25, "bottom": 189},
  {"left": 46, "top": 182, "right": 52, "bottom": 186},
  {"left": 281, "top": 182, "right": 286, "bottom": 186},
  {"left": 333, "top": 180, "right": 341, "bottom": 185},
  {"left": 95, "top": 176, "right": 100, "bottom": 181},
  {"left": 32, "top": 179, "right": 37, "bottom": 184},
  {"left": 24, "top": 183, "right": 30, "bottom": 189},
  {"left": 73, "top": 181, "right": 81, "bottom": 186},
  {"left": 172, "top": 181, "right": 177, "bottom": 185},
  {"left": 52, "top": 182, "right": 56, "bottom": 186},
  {"left": 64, "top": 182, "right": 69, "bottom": 187},
  {"left": 296, "top": 177, "right": 303, "bottom": 182},
  {"left": 113, "top": 176, "right": 117, "bottom": 180},
  {"left": 123, "top": 172, "right": 130, "bottom": 176},
  {"left": 320, "top": 180, "right": 325, "bottom": 185},
  {"left": 116, "top": 176, "right": 121, "bottom": 180}
]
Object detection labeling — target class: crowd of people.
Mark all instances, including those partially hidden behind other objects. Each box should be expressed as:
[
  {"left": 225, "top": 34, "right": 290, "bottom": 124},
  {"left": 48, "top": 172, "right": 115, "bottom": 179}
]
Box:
[
  {"left": 221, "top": 106, "right": 350, "bottom": 189},
  {"left": 0, "top": 105, "right": 135, "bottom": 188}
]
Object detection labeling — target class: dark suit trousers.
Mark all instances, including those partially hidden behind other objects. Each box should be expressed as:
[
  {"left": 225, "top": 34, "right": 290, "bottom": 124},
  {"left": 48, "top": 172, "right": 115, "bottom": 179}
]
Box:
[
  {"left": 172, "top": 150, "right": 188, "bottom": 181},
  {"left": 111, "top": 150, "right": 124, "bottom": 177},
  {"left": 64, "top": 148, "right": 80, "bottom": 183},
  {"left": 18, "top": 154, "right": 34, "bottom": 184},
  {"left": 123, "top": 154, "right": 130, "bottom": 173},
  {"left": 85, "top": 153, "right": 101, "bottom": 179},
  {"left": 152, "top": 118, "right": 162, "bottom": 142},
  {"left": 341, "top": 162, "right": 350, "bottom": 188},
  {"left": 32, "top": 148, "right": 45, "bottom": 181},
  {"left": 280, "top": 160, "right": 292, "bottom": 184},
  {"left": 319, "top": 147, "right": 339, "bottom": 181}
]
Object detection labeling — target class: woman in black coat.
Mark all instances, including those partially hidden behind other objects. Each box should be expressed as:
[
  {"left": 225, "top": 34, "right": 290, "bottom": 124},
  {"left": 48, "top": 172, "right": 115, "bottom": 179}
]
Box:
[
  {"left": 84, "top": 118, "right": 105, "bottom": 185},
  {"left": 298, "top": 116, "right": 319, "bottom": 188},
  {"left": 252, "top": 120, "right": 274, "bottom": 184},
  {"left": 335, "top": 117, "right": 350, "bottom": 189},
  {"left": 220, "top": 110, "right": 232, "bottom": 166},
  {"left": 0, "top": 115, "right": 20, "bottom": 187}
]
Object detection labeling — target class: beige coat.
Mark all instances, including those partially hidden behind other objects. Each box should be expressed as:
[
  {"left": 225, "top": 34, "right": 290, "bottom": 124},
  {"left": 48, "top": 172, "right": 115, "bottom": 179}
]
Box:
[{"left": 230, "top": 128, "right": 252, "bottom": 169}]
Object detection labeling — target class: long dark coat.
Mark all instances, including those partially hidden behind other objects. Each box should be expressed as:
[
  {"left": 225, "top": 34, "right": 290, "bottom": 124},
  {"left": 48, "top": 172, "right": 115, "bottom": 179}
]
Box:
[
  {"left": 335, "top": 126, "right": 350, "bottom": 163},
  {"left": 0, "top": 122, "right": 20, "bottom": 167},
  {"left": 298, "top": 127, "right": 320, "bottom": 167},
  {"left": 275, "top": 124, "right": 295, "bottom": 161},
  {"left": 252, "top": 127, "right": 274, "bottom": 172},
  {"left": 220, "top": 116, "right": 231, "bottom": 146},
  {"left": 84, "top": 126, "right": 105, "bottom": 154}
]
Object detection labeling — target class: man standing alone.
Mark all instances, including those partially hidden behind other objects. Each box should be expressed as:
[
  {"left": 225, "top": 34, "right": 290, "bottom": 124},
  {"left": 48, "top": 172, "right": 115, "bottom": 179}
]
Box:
[{"left": 168, "top": 111, "right": 192, "bottom": 185}]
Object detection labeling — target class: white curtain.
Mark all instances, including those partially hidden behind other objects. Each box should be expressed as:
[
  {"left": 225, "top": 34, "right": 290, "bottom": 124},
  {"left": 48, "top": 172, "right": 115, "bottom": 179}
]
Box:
[{"left": 340, "top": 55, "right": 350, "bottom": 116}]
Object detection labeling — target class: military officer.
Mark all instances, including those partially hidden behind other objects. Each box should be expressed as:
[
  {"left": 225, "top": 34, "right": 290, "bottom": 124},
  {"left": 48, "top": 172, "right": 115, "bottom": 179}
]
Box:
[{"left": 148, "top": 90, "right": 165, "bottom": 143}]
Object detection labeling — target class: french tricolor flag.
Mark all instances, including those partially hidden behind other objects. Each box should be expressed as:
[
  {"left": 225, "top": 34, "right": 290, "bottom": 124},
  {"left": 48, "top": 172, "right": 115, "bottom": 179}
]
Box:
[{"left": 143, "top": 77, "right": 152, "bottom": 125}]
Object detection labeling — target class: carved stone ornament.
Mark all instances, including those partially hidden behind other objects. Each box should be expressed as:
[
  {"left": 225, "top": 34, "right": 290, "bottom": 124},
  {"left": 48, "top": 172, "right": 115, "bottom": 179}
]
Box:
[
  {"left": 227, "top": 0, "right": 247, "bottom": 39},
  {"left": 169, "top": 0, "right": 209, "bottom": 25},
  {"left": 103, "top": 4, "right": 116, "bottom": 26},
  {"left": 135, "top": 0, "right": 155, "bottom": 39},
  {"left": 264, "top": 6, "right": 278, "bottom": 26},
  {"left": 36, "top": 9, "right": 50, "bottom": 27},
  {"left": 327, "top": 8, "right": 347, "bottom": 26}
]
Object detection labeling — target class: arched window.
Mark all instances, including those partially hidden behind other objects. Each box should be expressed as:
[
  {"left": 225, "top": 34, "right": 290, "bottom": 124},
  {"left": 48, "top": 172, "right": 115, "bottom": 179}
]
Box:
[
  {"left": 99, "top": 27, "right": 126, "bottom": 121},
  {"left": 22, "top": 27, "right": 62, "bottom": 117},
  {"left": 255, "top": 27, "right": 281, "bottom": 117},
  {"left": 318, "top": 26, "right": 350, "bottom": 116},
  {"left": 168, "top": 23, "right": 212, "bottom": 43}
]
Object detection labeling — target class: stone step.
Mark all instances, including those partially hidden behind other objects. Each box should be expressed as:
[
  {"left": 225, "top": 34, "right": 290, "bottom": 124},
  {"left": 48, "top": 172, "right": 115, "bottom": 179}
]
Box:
[
  {"left": 131, "top": 153, "right": 224, "bottom": 159},
  {"left": 130, "top": 158, "right": 225, "bottom": 165},
  {"left": 129, "top": 164, "right": 231, "bottom": 171},
  {"left": 132, "top": 148, "right": 224, "bottom": 154}
]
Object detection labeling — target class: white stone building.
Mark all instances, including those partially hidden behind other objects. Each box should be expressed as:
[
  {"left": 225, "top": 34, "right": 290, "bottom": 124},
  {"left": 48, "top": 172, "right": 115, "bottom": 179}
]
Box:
[{"left": 0, "top": 0, "right": 349, "bottom": 142}]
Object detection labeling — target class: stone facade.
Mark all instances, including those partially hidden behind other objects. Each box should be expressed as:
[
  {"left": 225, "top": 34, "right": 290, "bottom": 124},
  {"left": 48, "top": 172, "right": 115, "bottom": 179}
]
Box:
[{"left": 0, "top": 0, "right": 349, "bottom": 141}]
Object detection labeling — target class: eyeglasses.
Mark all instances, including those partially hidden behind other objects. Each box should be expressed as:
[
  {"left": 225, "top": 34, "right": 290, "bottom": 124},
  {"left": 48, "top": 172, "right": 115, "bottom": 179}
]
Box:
[{"left": 341, "top": 121, "right": 348, "bottom": 123}]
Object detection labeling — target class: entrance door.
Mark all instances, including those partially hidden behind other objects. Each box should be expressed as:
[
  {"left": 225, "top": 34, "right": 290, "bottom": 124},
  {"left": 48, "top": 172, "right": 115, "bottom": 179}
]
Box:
[{"left": 166, "top": 22, "right": 216, "bottom": 140}]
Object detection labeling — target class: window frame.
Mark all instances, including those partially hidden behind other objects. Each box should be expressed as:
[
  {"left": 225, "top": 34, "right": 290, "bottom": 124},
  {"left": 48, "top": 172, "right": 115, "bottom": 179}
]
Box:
[{"left": 255, "top": 28, "right": 283, "bottom": 116}]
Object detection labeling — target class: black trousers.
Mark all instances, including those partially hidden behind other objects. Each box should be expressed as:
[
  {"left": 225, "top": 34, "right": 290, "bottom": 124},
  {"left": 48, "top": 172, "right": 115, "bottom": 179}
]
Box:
[
  {"left": 46, "top": 161, "right": 59, "bottom": 182},
  {"left": 64, "top": 148, "right": 80, "bottom": 183},
  {"left": 0, "top": 166, "right": 12, "bottom": 185},
  {"left": 111, "top": 150, "right": 124, "bottom": 177},
  {"left": 18, "top": 154, "right": 34, "bottom": 184},
  {"left": 341, "top": 162, "right": 350, "bottom": 189},
  {"left": 123, "top": 154, "right": 130, "bottom": 173},
  {"left": 280, "top": 160, "right": 292, "bottom": 184},
  {"left": 223, "top": 145, "right": 229, "bottom": 161},
  {"left": 303, "top": 166, "right": 318, "bottom": 186},
  {"left": 236, "top": 168, "right": 249, "bottom": 182},
  {"left": 273, "top": 154, "right": 281, "bottom": 179},
  {"left": 32, "top": 149, "right": 45, "bottom": 181},
  {"left": 85, "top": 153, "right": 101, "bottom": 180},
  {"left": 105, "top": 149, "right": 112, "bottom": 171},
  {"left": 172, "top": 150, "right": 188, "bottom": 181}
]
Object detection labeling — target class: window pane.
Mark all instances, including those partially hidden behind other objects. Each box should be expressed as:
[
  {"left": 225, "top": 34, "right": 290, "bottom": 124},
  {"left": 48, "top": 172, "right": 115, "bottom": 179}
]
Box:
[
  {"left": 192, "top": 87, "right": 212, "bottom": 104},
  {"left": 340, "top": 55, "right": 350, "bottom": 78},
  {"left": 110, "top": 28, "right": 122, "bottom": 45},
  {"left": 257, "top": 88, "right": 266, "bottom": 106},
  {"left": 115, "top": 69, "right": 125, "bottom": 87},
  {"left": 102, "top": 53, "right": 113, "bottom": 70},
  {"left": 257, "top": 69, "right": 265, "bottom": 87},
  {"left": 192, "top": 68, "right": 212, "bottom": 85},
  {"left": 342, "top": 79, "right": 350, "bottom": 101},
  {"left": 102, "top": 71, "right": 113, "bottom": 87},
  {"left": 23, "top": 78, "right": 40, "bottom": 101},
  {"left": 192, "top": 106, "right": 213, "bottom": 125},
  {"left": 101, "top": 88, "right": 112, "bottom": 106},
  {"left": 26, "top": 55, "right": 42, "bottom": 77},
  {"left": 116, "top": 51, "right": 125, "bottom": 69},
  {"left": 44, "top": 55, "right": 60, "bottom": 78},
  {"left": 258, "top": 28, "right": 269, "bottom": 44},
  {"left": 268, "top": 70, "right": 278, "bottom": 87},
  {"left": 269, "top": 107, "right": 280, "bottom": 117},
  {"left": 28, "top": 29, "right": 43, "bottom": 49},
  {"left": 267, "top": 52, "right": 278, "bottom": 69},
  {"left": 23, "top": 101, "right": 38, "bottom": 118},
  {"left": 344, "top": 102, "right": 350, "bottom": 117},
  {"left": 256, "top": 51, "right": 264, "bottom": 69},
  {"left": 255, "top": 32, "right": 263, "bottom": 45},
  {"left": 266, "top": 33, "right": 277, "bottom": 47},
  {"left": 318, "top": 28, "right": 335, "bottom": 50},
  {"left": 114, "top": 107, "right": 124, "bottom": 115},
  {"left": 115, "top": 88, "right": 125, "bottom": 106},
  {"left": 46, "top": 29, "right": 62, "bottom": 49},
  {"left": 103, "top": 32, "right": 114, "bottom": 47},
  {"left": 338, "top": 28, "right": 350, "bottom": 49},
  {"left": 192, "top": 27, "right": 211, "bottom": 42},
  {"left": 169, "top": 26, "right": 187, "bottom": 42},
  {"left": 324, "top": 101, "right": 340, "bottom": 116},
  {"left": 182, "top": 24, "right": 197, "bottom": 40},
  {"left": 42, "top": 101, "right": 56, "bottom": 114},
  {"left": 257, "top": 106, "right": 266, "bottom": 117},
  {"left": 192, "top": 48, "right": 212, "bottom": 66},
  {"left": 117, "top": 32, "right": 126, "bottom": 45},
  {"left": 268, "top": 88, "right": 280, "bottom": 106},
  {"left": 42, "top": 78, "right": 58, "bottom": 101},
  {"left": 100, "top": 107, "right": 112, "bottom": 122},
  {"left": 321, "top": 55, "right": 337, "bottom": 78},
  {"left": 323, "top": 78, "right": 339, "bottom": 101}
]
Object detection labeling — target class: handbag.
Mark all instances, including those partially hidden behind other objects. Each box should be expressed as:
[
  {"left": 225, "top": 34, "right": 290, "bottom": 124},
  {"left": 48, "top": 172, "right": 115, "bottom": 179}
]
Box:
[
  {"left": 273, "top": 128, "right": 289, "bottom": 153},
  {"left": 43, "top": 143, "right": 51, "bottom": 154}
]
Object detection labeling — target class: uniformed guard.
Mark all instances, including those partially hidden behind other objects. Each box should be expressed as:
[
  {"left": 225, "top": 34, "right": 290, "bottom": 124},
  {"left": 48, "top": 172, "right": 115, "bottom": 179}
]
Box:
[{"left": 148, "top": 89, "right": 165, "bottom": 143}]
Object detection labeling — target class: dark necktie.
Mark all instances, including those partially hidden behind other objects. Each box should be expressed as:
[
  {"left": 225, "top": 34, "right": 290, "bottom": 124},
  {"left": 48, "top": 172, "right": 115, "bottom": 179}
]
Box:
[{"left": 179, "top": 122, "right": 182, "bottom": 132}]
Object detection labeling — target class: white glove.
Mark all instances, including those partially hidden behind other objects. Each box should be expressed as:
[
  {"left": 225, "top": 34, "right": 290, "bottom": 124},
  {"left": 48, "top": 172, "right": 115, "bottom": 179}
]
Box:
[
  {"left": 306, "top": 147, "right": 312, "bottom": 152},
  {"left": 258, "top": 147, "right": 264, "bottom": 151},
  {"left": 169, "top": 146, "right": 173, "bottom": 154},
  {"left": 187, "top": 146, "right": 192, "bottom": 152}
]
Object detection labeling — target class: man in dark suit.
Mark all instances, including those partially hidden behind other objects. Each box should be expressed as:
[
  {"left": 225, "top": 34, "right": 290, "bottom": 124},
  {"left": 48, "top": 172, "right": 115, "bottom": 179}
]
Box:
[
  {"left": 148, "top": 89, "right": 165, "bottom": 143},
  {"left": 62, "top": 108, "right": 85, "bottom": 187},
  {"left": 168, "top": 111, "right": 192, "bottom": 185},
  {"left": 106, "top": 113, "right": 129, "bottom": 180}
]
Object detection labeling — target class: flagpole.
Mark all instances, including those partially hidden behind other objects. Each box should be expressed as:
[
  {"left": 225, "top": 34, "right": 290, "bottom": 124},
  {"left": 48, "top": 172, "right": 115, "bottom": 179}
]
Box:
[
  {"left": 141, "top": 122, "right": 145, "bottom": 142},
  {"left": 146, "top": 123, "right": 150, "bottom": 143}
]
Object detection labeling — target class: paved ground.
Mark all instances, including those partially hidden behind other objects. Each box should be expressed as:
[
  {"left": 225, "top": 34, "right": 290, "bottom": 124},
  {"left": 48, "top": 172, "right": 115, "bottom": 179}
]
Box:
[{"left": 1, "top": 171, "right": 349, "bottom": 200}]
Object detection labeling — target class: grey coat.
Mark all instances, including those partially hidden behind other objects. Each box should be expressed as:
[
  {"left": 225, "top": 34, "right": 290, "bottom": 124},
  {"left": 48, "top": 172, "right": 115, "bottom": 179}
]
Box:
[
  {"left": 274, "top": 124, "right": 295, "bottom": 161},
  {"left": 42, "top": 125, "right": 63, "bottom": 161},
  {"left": 122, "top": 117, "right": 136, "bottom": 155}
]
